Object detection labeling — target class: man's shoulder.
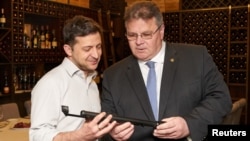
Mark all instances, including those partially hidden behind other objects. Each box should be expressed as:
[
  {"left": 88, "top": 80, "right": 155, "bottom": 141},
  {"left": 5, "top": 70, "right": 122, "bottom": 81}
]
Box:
[
  {"left": 166, "top": 42, "right": 207, "bottom": 54},
  {"left": 167, "top": 42, "right": 206, "bottom": 49}
]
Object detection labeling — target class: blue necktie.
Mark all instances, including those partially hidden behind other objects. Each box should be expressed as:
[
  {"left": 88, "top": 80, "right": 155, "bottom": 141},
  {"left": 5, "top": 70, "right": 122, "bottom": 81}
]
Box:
[{"left": 146, "top": 61, "right": 158, "bottom": 120}]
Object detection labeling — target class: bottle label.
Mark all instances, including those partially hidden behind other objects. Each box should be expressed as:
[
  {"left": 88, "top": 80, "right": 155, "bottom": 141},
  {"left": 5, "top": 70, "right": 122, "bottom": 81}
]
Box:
[
  {"left": 3, "top": 86, "right": 10, "bottom": 94},
  {"left": 26, "top": 40, "right": 31, "bottom": 48},
  {"left": 0, "top": 17, "right": 6, "bottom": 23},
  {"left": 41, "top": 35, "right": 45, "bottom": 40},
  {"left": 40, "top": 41, "right": 45, "bottom": 49},
  {"left": 52, "top": 41, "right": 57, "bottom": 47},
  {"left": 33, "top": 38, "right": 37, "bottom": 48}
]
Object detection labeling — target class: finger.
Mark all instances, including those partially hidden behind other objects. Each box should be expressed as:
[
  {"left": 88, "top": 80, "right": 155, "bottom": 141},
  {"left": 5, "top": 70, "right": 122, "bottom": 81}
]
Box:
[
  {"left": 98, "top": 114, "right": 113, "bottom": 129},
  {"left": 113, "top": 122, "right": 132, "bottom": 134},
  {"left": 98, "top": 124, "right": 103, "bottom": 130},
  {"left": 154, "top": 127, "right": 177, "bottom": 139},
  {"left": 96, "top": 121, "right": 117, "bottom": 138},
  {"left": 156, "top": 120, "right": 174, "bottom": 130},
  {"left": 154, "top": 121, "right": 176, "bottom": 135},
  {"left": 91, "top": 112, "right": 107, "bottom": 124},
  {"left": 111, "top": 123, "right": 134, "bottom": 140},
  {"left": 154, "top": 127, "right": 176, "bottom": 135},
  {"left": 100, "top": 120, "right": 117, "bottom": 132}
]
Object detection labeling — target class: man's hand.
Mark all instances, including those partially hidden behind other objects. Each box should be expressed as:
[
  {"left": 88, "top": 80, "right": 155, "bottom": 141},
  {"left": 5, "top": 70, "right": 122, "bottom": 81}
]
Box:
[
  {"left": 153, "top": 116, "right": 190, "bottom": 139},
  {"left": 109, "top": 122, "right": 134, "bottom": 141},
  {"left": 53, "top": 112, "right": 117, "bottom": 141}
]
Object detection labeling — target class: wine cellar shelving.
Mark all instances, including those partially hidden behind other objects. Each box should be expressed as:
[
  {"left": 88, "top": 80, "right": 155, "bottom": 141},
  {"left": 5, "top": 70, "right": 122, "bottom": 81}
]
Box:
[
  {"left": 164, "top": 5, "right": 249, "bottom": 124},
  {"left": 0, "top": 0, "right": 121, "bottom": 117},
  {"left": 182, "top": 0, "right": 249, "bottom": 10}
]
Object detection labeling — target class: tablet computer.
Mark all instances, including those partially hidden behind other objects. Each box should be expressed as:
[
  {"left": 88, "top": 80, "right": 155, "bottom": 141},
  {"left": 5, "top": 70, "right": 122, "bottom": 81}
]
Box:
[{"left": 62, "top": 105, "right": 162, "bottom": 127}]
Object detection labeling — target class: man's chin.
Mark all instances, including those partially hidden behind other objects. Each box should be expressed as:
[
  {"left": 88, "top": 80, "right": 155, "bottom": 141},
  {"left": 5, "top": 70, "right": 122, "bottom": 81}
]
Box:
[{"left": 88, "top": 65, "right": 98, "bottom": 71}]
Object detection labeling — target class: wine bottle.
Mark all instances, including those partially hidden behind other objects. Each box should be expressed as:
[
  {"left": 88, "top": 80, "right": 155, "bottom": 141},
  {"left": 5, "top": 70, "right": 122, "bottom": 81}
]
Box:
[
  {"left": 23, "top": 29, "right": 31, "bottom": 48},
  {"left": 40, "top": 25, "right": 46, "bottom": 49},
  {"left": 3, "top": 71, "right": 10, "bottom": 94},
  {"left": 0, "top": 8, "right": 6, "bottom": 27},
  {"left": 45, "top": 25, "right": 51, "bottom": 49},
  {"left": 31, "top": 27, "right": 38, "bottom": 48},
  {"left": 51, "top": 29, "right": 57, "bottom": 49}
]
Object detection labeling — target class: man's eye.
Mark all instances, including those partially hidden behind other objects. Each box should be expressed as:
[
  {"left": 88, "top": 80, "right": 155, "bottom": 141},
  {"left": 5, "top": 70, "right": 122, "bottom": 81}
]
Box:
[
  {"left": 97, "top": 45, "right": 102, "bottom": 49},
  {"left": 83, "top": 47, "right": 91, "bottom": 51},
  {"left": 142, "top": 33, "right": 152, "bottom": 37},
  {"left": 127, "top": 34, "right": 137, "bottom": 37}
]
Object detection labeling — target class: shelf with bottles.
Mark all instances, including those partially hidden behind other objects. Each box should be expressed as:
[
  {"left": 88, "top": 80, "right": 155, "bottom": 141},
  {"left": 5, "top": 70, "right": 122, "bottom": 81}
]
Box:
[
  {"left": 11, "top": 12, "right": 64, "bottom": 64},
  {"left": 229, "top": 56, "right": 247, "bottom": 69},
  {"left": 228, "top": 70, "right": 247, "bottom": 84},
  {"left": 12, "top": 62, "right": 59, "bottom": 95},
  {"left": 0, "top": 7, "right": 7, "bottom": 28},
  {"left": 0, "top": 28, "right": 10, "bottom": 41},
  {"left": 230, "top": 28, "right": 248, "bottom": 41},
  {"left": 228, "top": 7, "right": 248, "bottom": 88},
  {"left": 11, "top": 0, "right": 60, "bottom": 16},
  {"left": 230, "top": 7, "right": 248, "bottom": 27},
  {"left": 229, "top": 8, "right": 248, "bottom": 52},
  {"left": 0, "top": 26, "right": 11, "bottom": 63},
  {"left": 22, "top": 24, "right": 59, "bottom": 50},
  {"left": 22, "top": 0, "right": 66, "bottom": 18},
  {"left": 0, "top": 29, "right": 11, "bottom": 63},
  {"left": 23, "top": 13, "right": 61, "bottom": 49}
]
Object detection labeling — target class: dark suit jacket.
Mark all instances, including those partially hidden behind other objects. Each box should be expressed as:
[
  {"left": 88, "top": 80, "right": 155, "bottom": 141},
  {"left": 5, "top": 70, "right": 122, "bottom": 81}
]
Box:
[{"left": 101, "top": 42, "right": 232, "bottom": 141}]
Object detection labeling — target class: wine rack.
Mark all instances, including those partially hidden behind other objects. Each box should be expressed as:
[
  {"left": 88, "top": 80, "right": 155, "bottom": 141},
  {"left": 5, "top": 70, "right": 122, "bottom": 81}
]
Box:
[
  {"left": 164, "top": 9, "right": 229, "bottom": 80},
  {"left": 228, "top": 6, "right": 249, "bottom": 123},
  {"left": 0, "top": 0, "right": 120, "bottom": 117},
  {"left": 163, "top": 4, "right": 249, "bottom": 124},
  {"left": 164, "top": 12, "right": 180, "bottom": 43},
  {"left": 0, "top": 28, "right": 11, "bottom": 62},
  {"left": 182, "top": 0, "right": 248, "bottom": 10}
]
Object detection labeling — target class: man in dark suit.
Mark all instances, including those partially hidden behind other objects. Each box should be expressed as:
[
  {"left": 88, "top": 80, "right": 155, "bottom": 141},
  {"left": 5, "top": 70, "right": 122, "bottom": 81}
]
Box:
[{"left": 101, "top": 1, "right": 232, "bottom": 141}]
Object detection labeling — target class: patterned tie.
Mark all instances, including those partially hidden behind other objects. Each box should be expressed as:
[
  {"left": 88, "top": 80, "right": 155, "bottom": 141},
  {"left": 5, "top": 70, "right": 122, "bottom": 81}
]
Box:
[{"left": 146, "top": 61, "right": 158, "bottom": 120}]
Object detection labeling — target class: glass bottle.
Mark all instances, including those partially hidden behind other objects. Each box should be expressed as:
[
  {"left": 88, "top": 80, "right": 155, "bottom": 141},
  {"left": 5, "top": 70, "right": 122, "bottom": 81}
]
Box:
[
  {"left": 0, "top": 8, "right": 6, "bottom": 27},
  {"left": 31, "top": 27, "right": 38, "bottom": 48},
  {"left": 45, "top": 25, "right": 51, "bottom": 49},
  {"left": 3, "top": 71, "right": 10, "bottom": 94},
  {"left": 23, "top": 29, "right": 31, "bottom": 48},
  {"left": 51, "top": 29, "right": 57, "bottom": 49},
  {"left": 13, "top": 66, "right": 18, "bottom": 92},
  {"left": 40, "top": 25, "right": 46, "bottom": 49}
]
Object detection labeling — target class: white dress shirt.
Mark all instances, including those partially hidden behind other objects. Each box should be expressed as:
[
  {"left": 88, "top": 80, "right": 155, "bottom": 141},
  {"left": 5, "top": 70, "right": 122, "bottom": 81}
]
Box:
[{"left": 30, "top": 57, "right": 100, "bottom": 141}]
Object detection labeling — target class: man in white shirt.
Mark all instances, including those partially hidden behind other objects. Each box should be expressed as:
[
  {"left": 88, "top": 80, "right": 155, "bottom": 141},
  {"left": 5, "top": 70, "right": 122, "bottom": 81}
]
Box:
[{"left": 30, "top": 15, "right": 116, "bottom": 141}]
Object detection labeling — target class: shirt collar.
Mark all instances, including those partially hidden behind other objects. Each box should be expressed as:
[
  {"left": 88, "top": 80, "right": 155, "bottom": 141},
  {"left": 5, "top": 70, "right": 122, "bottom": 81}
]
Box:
[{"left": 61, "top": 57, "right": 97, "bottom": 79}]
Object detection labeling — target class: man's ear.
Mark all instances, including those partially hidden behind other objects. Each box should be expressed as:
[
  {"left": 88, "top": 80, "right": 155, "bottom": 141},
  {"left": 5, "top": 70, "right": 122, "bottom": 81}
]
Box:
[
  {"left": 63, "top": 44, "right": 72, "bottom": 56},
  {"left": 160, "top": 25, "right": 165, "bottom": 39},
  {"left": 160, "top": 24, "right": 165, "bottom": 33}
]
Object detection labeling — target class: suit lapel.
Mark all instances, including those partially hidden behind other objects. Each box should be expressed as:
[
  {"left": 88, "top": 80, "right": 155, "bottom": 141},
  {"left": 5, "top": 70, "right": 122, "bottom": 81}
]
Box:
[
  {"left": 126, "top": 57, "right": 155, "bottom": 120},
  {"left": 159, "top": 43, "right": 178, "bottom": 119}
]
